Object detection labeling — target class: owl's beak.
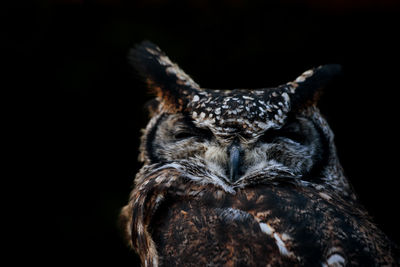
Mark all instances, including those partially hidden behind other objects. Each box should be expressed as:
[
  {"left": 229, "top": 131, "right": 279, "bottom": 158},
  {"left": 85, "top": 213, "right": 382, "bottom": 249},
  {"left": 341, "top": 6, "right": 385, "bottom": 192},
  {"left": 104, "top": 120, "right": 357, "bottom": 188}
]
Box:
[{"left": 228, "top": 143, "right": 242, "bottom": 182}]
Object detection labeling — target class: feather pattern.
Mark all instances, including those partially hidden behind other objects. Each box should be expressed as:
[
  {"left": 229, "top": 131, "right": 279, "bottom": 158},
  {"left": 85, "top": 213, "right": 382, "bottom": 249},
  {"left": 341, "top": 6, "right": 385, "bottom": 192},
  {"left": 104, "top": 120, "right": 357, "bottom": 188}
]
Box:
[{"left": 121, "top": 42, "right": 399, "bottom": 266}]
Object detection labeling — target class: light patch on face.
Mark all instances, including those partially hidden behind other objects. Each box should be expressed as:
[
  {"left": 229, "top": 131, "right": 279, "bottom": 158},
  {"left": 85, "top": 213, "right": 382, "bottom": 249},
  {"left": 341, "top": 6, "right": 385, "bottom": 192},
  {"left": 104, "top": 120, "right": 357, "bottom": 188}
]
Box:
[
  {"left": 244, "top": 157, "right": 284, "bottom": 176},
  {"left": 205, "top": 161, "right": 227, "bottom": 179},
  {"left": 151, "top": 161, "right": 235, "bottom": 194},
  {"left": 256, "top": 120, "right": 275, "bottom": 130},
  {"left": 204, "top": 145, "right": 229, "bottom": 174},
  {"left": 242, "top": 142, "right": 299, "bottom": 176}
]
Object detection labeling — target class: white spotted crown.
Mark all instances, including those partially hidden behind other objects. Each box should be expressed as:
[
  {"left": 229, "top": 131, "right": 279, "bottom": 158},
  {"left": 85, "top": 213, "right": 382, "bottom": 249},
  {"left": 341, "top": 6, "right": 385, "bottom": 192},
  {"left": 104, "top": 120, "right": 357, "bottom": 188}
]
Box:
[{"left": 130, "top": 41, "right": 341, "bottom": 138}]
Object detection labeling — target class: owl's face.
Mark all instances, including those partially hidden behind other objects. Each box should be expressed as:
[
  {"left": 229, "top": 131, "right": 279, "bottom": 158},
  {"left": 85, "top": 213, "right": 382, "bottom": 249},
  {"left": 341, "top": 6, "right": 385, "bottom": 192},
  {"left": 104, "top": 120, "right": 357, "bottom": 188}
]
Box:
[
  {"left": 147, "top": 110, "right": 324, "bottom": 185},
  {"left": 133, "top": 41, "right": 351, "bottom": 196},
  {"left": 122, "top": 42, "right": 397, "bottom": 267}
]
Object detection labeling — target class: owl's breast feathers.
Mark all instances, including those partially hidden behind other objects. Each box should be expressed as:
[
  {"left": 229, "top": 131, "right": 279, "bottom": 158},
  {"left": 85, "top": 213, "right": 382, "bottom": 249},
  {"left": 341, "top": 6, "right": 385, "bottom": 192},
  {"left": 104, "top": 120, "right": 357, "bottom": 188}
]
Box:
[{"left": 120, "top": 167, "right": 399, "bottom": 266}]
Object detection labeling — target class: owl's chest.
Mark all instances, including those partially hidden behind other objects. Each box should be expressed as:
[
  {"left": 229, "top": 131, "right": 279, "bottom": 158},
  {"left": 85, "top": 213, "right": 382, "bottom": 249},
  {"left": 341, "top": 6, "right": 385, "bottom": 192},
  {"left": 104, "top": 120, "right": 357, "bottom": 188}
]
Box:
[{"left": 150, "top": 185, "right": 389, "bottom": 266}]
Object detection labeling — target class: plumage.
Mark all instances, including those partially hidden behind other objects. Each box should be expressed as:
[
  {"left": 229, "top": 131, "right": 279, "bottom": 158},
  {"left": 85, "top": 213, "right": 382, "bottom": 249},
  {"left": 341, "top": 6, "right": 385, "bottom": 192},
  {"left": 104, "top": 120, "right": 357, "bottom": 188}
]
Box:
[{"left": 120, "top": 41, "right": 399, "bottom": 266}]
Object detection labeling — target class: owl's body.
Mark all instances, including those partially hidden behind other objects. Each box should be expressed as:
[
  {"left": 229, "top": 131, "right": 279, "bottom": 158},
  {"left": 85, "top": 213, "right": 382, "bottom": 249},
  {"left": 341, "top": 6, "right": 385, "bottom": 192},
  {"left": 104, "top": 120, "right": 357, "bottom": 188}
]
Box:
[
  {"left": 151, "top": 183, "right": 390, "bottom": 266},
  {"left": 120, "top": 41, "right": 399, "bottom": 266}
]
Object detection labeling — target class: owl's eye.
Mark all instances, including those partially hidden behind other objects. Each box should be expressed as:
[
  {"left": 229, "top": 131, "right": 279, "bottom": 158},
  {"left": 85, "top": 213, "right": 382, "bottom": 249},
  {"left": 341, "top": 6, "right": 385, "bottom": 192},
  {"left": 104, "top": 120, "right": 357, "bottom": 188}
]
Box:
[
  {"left": 174, "top": 131, "right": 196, "bottom": 139},
  {"left": 173, "top": 127, "right": 213, "bottom": 140},
  {"left": 279, "top": 122, "right": 306, "bottom": 143},
  {"left": 260, "top": 123, "right": 305, "bottom": 144},
  {"left": 279, "top": 130, "right": 305, "bottom": 143},
  {"left": 260, "top": 130, "right": 278, "bottom": 143}
]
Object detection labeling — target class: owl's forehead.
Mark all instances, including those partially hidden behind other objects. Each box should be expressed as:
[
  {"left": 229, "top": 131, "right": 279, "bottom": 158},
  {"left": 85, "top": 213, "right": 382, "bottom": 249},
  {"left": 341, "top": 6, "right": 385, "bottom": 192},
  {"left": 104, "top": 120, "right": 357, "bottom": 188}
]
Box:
[{"left": 186, "top": 88, "right": 291, "bottom": 137}]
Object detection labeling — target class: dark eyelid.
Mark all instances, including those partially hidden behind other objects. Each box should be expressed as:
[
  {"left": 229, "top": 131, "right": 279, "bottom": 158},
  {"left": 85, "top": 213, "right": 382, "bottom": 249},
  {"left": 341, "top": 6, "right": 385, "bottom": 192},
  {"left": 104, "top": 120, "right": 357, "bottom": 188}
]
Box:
[
  {"left": 280, "top": 130, "right": 305, "bottom": 143},
  {"left": 260, "top": 129, "right": 278, "bottom": 143},
  {"left": 260, "top": 124, "right": 304, "bottom": 143},
  {"left": 173, "top": 118, "right": 213, "bottom": 140},
  {"left": 174, "top": 128, "right": 213, "bottom": 140},
  {"left": 174, "top": 131, "right": 195, "bottom": 139}
]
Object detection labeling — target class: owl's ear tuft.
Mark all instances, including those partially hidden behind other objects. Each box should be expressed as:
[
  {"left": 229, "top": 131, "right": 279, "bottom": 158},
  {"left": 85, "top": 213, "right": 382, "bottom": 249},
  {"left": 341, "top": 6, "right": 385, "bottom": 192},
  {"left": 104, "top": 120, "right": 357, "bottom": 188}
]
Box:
[
  {"left": 289, "top": 64, "right": 342, "bottom": 109},
  {"left": 129, "top": 41, "right": 200, "bottom": 112}
]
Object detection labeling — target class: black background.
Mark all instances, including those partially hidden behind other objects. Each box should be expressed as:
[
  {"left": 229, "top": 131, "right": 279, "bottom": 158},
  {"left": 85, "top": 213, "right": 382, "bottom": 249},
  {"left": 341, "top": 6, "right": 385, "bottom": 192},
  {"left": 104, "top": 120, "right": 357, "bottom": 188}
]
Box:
[{"left": 9, "top": 0, "right": 400, "bottom": 265}]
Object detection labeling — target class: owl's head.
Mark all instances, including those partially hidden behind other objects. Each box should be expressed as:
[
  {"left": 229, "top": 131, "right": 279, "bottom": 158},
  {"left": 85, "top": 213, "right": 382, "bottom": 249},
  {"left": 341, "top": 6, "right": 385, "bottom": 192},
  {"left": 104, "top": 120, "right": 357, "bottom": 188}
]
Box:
[{"left": 131, "top": 41, "right": 353, "bottom": 198}]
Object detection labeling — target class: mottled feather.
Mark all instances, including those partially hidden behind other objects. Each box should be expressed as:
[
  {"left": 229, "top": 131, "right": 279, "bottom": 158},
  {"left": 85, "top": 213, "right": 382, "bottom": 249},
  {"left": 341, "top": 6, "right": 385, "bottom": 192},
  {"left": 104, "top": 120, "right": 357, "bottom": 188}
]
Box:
[{"left": 120, "top": 42, "right": 399, "bottom": 267}]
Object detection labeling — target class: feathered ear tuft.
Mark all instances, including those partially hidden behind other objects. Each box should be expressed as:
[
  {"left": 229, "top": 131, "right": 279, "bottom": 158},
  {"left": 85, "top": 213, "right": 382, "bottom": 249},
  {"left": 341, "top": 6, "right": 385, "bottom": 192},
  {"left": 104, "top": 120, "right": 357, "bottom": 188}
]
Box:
[
  {"left": 288, "top": 64, "right": 342, "bottom": 109},
  {"left": 129, "top": 41, "right": 201, "bottom": 112}
]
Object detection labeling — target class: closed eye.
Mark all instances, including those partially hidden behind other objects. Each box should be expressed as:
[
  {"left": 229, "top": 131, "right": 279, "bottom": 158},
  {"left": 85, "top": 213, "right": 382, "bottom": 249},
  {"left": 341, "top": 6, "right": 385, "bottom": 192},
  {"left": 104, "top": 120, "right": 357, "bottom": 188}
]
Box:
[
  {"left": 260, "top": 126, "right": 305, "bottom": 144},
  {"left": 174, "top": 131, "right": 194, "bottom": 139},
  {"left": 260, "top": 129, "right": 278, "bottom": 143},
  {"left": 279, "top": 131, "right": 305, "bottom": 143},
  {"left": 173, "top": 125, "right": 213, "bottom": 141}
]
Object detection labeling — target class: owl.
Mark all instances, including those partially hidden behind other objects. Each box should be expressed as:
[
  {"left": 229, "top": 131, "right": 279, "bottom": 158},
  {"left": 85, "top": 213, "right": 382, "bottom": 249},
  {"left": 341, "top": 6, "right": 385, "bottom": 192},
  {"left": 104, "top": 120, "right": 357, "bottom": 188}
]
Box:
[{"left": 120, "top": 41, "right": 399, "bottom": 266}]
